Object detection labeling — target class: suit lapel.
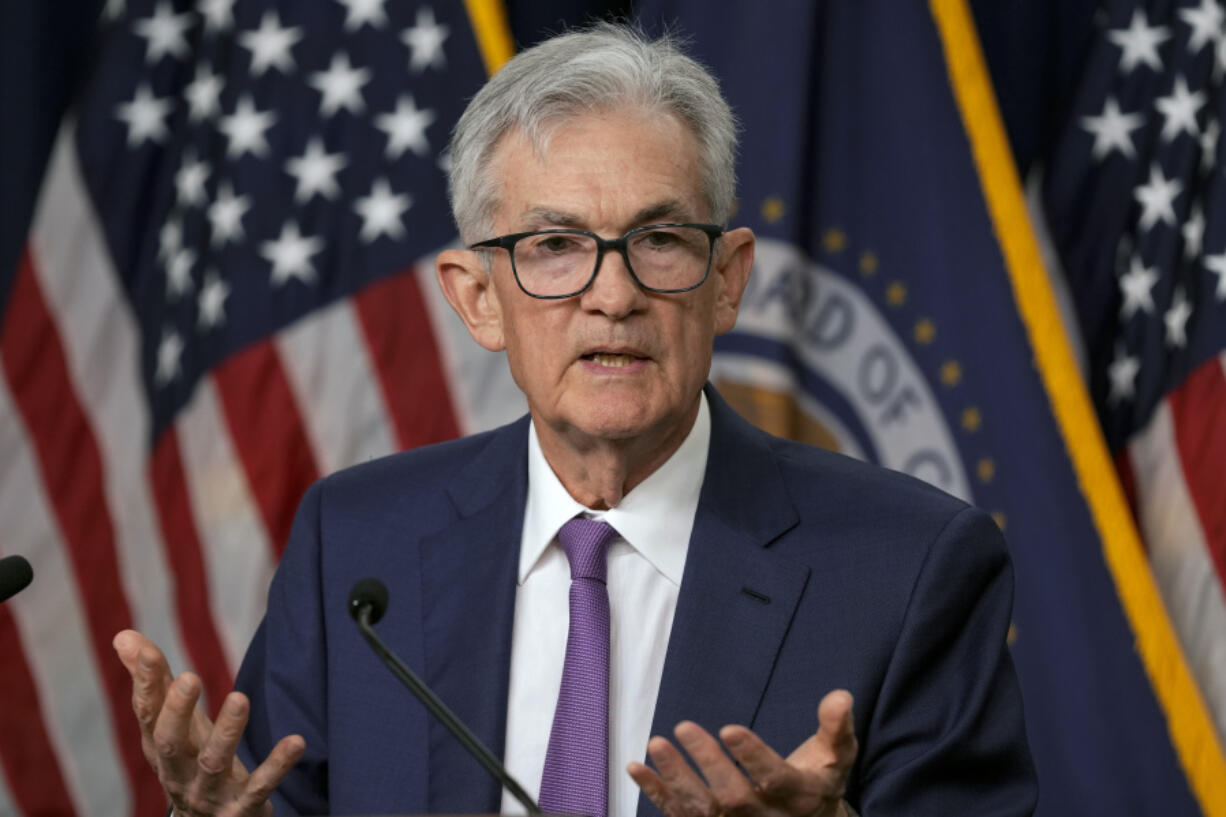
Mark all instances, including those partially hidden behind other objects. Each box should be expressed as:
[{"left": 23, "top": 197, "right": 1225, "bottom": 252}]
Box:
[
  {"left": 409, "top": 395, "right": 807, "bottom": 816},
  {"left": 639, "top": 389, "right": 809, "bottom": 817},
  {"left": 419, "top": 418, "right": 529, "bottom": 814}
]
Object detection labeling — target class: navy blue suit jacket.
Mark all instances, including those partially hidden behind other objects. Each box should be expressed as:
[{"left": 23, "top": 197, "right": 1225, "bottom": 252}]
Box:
[{"left": 236, "top": 388, "right": 1036, "bottom": 815}]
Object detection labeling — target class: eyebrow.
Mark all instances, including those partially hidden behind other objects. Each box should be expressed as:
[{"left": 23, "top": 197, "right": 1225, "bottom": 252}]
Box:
[
  {"left": 519, "top": 208, "right": 585, "bottom": 229},
  {"left": 632, "top": 200, "right": 693, "bottom": 224},
  {"left": 517, "top": 199, "right": 698, "bottom": 232}
]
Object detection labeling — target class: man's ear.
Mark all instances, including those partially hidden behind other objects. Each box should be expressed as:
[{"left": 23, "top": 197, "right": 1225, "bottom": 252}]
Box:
[
  {"left": 711, "top": 227, "right": 754, "bottom": 335},
  {"left": 435, "top": 248, "right": 506, "bottom": 351}
]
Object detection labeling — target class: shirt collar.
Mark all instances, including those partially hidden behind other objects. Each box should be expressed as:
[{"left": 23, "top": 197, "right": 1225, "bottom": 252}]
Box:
[{"left": 519, "top": 391, "right": 710, "bottom": 586}]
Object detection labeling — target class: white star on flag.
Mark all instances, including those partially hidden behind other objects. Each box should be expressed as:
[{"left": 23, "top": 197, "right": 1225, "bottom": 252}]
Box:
[
  {"left": 159, "top": 218, "right": 182, "bottom": 263},
  {"left": 166, "top": 246, "right": 196, "bottom": 299},
  {"left": 1201, "top": 119, "right": 1220, "bottom": 173},
  {"left": 198, "top": 0, "right": 236, "bottom": 33},
  {"left": 1154, "top": 75, "right": 1205, "bottom": 142},
  {"left": 239, "top": 11, "right": 303, "bottom": 76},
  {"left": 207, "top": 180, "right": 251, "bottom": 247},
  {"left": 336, "top": 0, "right": 388, "bottom": 31},
  {"left": 114, "top": 83, "right": 174, "bottom": 146},
  {"left": 133, "top": 1, "right": 194, "bottom": 63},
  {"left": 1178, "top": 0, "right": 1224, "bottom": 55},
  {"left": 155, "top": 327, "right": 185, "bottom": 385},
  {"left": 375, "top": 95, "right": 436, "bottom": 158},
  {"left": 1207, "top": 251, "right": 1226, "bottom": 301},
  {"left": 1164, "top": 287, "right": 1193, "bottom": 348},
  {"left": 1132, "top": 163, "right": 1183, "bottom": 231},
  {"left": 1119, "top": 255, "right": 1159, "bottom": 319},
  {"left": 1081, "top": 96, "right": 1145, "bottom": 160},
  {"left": 309, "top": 53, "right": 372, "bottom": 117},
  {"left": 197, "top": 270, "right": 232, "bottom": 329},
  {"left": 219, "top": 94, "right": 277, "bottom": 158},
  {"left": 184, "top": 63, "right": 225, "bottom": 122},
  {"left": 285, "top": 137, "right": 348, "bottom": 203},
  {"left": 175, "top": 151, "right": 211, "bottom": 207},
  {"left": 261, "top": 221, "right": 324, "bottom": 285},
  {"left": 402, "top": 6, "right": 449, "bottom": 72},
  {"left": 355, "top": 178, "right": 412, "bottom": 242},
  {"left": 1183, "top": 205, "right": 1205, "bottom": 259},
  {"left": 1107, "top": 8, "right": 1171, "bottom": 73},
  {"left": 1107, "top": 344, "right": 1141, "bottom": 404}
]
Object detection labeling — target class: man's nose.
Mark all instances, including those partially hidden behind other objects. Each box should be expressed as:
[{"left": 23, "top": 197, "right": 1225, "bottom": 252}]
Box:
[{"left": 581, "top": 248, "right": 643, "bottom": 317}]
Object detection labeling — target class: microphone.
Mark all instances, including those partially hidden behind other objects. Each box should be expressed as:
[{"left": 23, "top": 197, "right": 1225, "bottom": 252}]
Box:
[
  {"left": 348, "top": 578, "right": 388, "bottom": 624},
  {"left": 0, "top": 555, "right": 33, "bottom": 603},
  {"left": 348, "top": 578, "right": 541, "bottom": 815}
]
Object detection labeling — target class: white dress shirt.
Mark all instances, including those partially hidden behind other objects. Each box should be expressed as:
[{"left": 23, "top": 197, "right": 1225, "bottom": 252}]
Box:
[{"left": 500, "top": 393, "right": 711, "bottom": 817}]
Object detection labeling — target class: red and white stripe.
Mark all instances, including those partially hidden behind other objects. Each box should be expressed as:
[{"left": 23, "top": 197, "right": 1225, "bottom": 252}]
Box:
[
  {"left": 416, "top": 253, "right": 529, "bottom": 434},
  {"left": 0, "top": 370, "right": 118, "bottom": 815},
  {"left": 0, "top": 113, "right": 525, "bottom": 814},
  {"left": 170, "top": 379, "right": 277, "bottom": 674},
  {"left": 1122, "top": 351, "right": 1226, "bottom": 741},
  {"left": 276, "top": 300, "right": 399, "bottom": 475}
]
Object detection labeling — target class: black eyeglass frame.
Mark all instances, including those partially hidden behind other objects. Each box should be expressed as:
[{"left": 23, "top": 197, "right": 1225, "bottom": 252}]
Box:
[{"left": 468, "top": 222, "right": 725, "bottom": 300}]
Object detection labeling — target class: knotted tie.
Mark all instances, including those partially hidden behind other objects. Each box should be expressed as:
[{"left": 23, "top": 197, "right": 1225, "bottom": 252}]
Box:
[{"left": 538, "top": 517, "right": 618, "bottom": 817}]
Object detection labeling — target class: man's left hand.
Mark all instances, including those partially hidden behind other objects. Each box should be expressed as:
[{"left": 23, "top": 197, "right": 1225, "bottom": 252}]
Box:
[{"left": 628, "top": 690, "right": 857, "bottom": 817}]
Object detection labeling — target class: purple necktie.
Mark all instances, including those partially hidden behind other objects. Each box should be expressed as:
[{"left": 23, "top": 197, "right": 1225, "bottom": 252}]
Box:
[{"left": 539, "top": 517, "right": 618, "bottom": 817}]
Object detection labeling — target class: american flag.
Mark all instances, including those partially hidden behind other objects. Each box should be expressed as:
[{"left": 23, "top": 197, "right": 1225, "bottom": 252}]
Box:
[
  {"left": 1042, "top": 0, "right": 1226, "bottom": 752},
  {"left": 0, "top": 1, "right": 522, "bottom": 813}
]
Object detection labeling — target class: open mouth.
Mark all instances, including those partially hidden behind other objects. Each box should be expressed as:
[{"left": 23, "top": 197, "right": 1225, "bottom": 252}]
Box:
[{"left": 581, "top": 352, "right": 646, "bottom": 368}]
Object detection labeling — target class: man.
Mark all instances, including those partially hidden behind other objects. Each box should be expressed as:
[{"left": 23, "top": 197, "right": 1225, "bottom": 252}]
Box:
[{"left": 114, "top": 23, "right": 1036, "bottom": 817}]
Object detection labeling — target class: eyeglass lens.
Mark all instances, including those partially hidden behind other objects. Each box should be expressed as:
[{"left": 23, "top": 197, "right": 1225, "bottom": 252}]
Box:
[{"left": 513, "top": 226, "right": 710, "bottom": 296}]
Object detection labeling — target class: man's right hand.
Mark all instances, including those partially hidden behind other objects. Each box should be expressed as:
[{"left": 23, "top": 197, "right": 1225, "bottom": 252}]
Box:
[{"left": 113, "top": 630, "right": 306, "bottom": 816}]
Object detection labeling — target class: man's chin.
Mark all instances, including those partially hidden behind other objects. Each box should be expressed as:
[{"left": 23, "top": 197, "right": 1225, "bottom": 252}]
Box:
[
  {"left": 555, "top": 397, "right": 665, "bottom": 444},
  {"left": 565, "top": 396, "right": 694, "bottom": 447},
  {"left": 569, "top": 414, "right": 658, "bottom": 443}
]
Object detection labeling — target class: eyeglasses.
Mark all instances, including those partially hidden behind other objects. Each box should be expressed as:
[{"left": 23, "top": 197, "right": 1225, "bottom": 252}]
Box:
[{"left": 468, "top": 223, "right": 724, "bottom": 299}]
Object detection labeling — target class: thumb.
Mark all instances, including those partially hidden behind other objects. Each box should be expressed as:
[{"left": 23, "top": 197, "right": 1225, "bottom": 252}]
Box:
[{"left": 789, "top": 690, "right": 857, "bottom": 775}]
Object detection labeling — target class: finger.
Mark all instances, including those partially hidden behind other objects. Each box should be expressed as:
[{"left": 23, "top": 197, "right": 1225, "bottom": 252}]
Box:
[
  {"left": 648, "top": 726, "right": 721, "bottom": 817},
  {"left": 152, "top": 673, "right": 205, "bottom": 790},
  {"left": 113, "top": 630, "right": 172, "bottom": 685},
  {"left": 641, "top": 736, "right": 716, "bottom": 817},
  {"left": 235, "top": 734, "right": 306, "bottom": 816},
  {"left": 674, "top": 722, "right": 757, "bottom": 814},
  {"left": 628, "top": 760, "right": 679, "bottom": 817},
  {"left": 115, "top": 633, "right": 179, "bottom": 771},
  {"left": 114, "top": 631, "right": 173, "bottom": 736},
  {"left": 112, "top": 630, "right": 153, "bottom": 675},
  {"left": 814, "top": 691, "right": 857, "bottom": 772},
  {"left": 192, "top": 692, "right": 251, "bottom": 801},
  {"left": 719, "top": 725, "right": 804, "bottom": 800}
]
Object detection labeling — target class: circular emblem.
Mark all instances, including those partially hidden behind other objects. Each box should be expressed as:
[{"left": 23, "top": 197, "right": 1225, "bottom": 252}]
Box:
[{"left": 713, "top": 237, "right": 971, "bottom": 501}]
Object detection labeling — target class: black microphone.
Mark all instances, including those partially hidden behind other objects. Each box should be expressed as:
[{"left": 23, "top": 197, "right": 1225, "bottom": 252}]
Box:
[
  {"left": 347, "top": 578, "right": 541, "bottom": 815},
  {"left": 0, "top": 555, "right": 33, "bottom": 603}
]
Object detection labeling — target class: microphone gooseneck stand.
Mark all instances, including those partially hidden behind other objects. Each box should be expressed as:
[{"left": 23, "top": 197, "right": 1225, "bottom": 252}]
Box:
[{"left": 348, "top": 578, "right": 543, "bottom": 815}]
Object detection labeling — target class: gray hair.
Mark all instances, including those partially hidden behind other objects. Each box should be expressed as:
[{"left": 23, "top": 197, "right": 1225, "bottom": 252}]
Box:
[{"left": 447, "top": 22, "right": 739, "bottom": 244}]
